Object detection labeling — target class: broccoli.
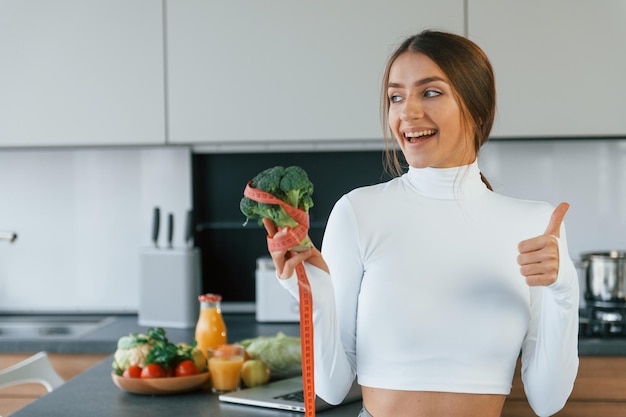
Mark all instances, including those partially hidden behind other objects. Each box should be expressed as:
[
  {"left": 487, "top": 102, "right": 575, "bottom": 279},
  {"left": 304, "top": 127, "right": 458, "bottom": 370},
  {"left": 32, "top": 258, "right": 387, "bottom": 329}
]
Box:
[{"left": 240, "top": 165, "right": 314, "bottom": 249}]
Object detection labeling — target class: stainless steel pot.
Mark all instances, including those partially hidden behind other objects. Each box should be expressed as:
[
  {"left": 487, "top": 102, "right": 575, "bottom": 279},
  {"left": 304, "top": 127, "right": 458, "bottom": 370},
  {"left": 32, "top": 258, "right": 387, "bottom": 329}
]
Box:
[{"left": 580, "top": 251, "right": 626, "bottom": 302}]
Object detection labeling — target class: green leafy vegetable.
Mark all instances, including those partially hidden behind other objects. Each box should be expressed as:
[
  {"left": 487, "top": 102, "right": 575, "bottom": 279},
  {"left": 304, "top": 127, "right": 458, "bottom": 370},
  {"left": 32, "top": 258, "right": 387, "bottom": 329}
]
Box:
[
  {"left": 144, "top": 328, "right": 179, "bottom": 370},
  {"left": 238, "top": 332, "right": 302, "bottom": 378}
]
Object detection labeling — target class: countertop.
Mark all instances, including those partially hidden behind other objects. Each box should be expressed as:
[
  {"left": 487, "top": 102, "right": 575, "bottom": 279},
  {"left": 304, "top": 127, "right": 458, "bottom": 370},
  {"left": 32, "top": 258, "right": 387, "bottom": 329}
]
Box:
[
  {"left": 0, "top": 314, "right": 303, "bottom": 354},
  {"left": 11, "top": 356, "right": 364, "bottom": 417},
  {"left": 0, "top": 313, "right": 625, "bottom": 356},
  {"left": 8, "top": 314, "right": 362, "bottom": 417},
  {"left": 5, "top": 314, "right": 626, "bottom": 417},
  {"left": 10, "top": 357, "right": 363, "bottom": 417}
]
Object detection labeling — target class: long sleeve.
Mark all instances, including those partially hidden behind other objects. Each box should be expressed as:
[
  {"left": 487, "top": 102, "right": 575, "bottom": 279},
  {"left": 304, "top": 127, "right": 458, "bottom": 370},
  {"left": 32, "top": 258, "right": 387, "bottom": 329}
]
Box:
[
  {"left": 521, "top": 225, "right": 579, "bottom": 417},
  {"left": 275, "top": 164, "right": 581, "bottom": 412},
  {"left": 277, "top": 195, "right": 361, "bottom": 405}
]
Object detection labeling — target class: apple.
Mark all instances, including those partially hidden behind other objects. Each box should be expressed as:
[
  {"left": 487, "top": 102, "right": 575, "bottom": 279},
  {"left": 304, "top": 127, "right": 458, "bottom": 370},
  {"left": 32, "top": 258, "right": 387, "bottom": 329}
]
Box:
[{"left": 240, "top": 359, "right": 270, "bottom": 387}]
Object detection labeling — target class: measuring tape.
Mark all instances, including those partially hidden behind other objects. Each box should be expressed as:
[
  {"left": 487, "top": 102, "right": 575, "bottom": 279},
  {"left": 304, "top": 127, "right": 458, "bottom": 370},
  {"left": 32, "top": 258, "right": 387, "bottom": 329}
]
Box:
[{"left": 244, "top": 183, "right": 316, "bottom": 417}]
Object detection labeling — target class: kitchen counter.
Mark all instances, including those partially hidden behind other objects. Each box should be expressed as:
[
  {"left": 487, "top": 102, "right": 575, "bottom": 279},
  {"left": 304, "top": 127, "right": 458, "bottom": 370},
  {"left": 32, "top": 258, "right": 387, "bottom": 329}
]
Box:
[
  {"left": 1, "top": 313, "right": 625, "bottom": 356},
  {"left": 0, "top": 314, "right": 301, "bottom": 354},
  {"left": 5, "top": 314, "right": 626, "bottom": 417},
  {"left": 8, "top": 314, "right": 362, "bottom": 417},
  {"left": 8, "top": 354, "right": 363, "bottom": 417}
]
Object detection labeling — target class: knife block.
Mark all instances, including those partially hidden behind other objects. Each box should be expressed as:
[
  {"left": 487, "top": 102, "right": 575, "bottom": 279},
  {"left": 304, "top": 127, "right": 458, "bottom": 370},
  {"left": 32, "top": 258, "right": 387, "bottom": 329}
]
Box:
[{"left": 138, "top": 248, "right": 201, "bottom": 328}]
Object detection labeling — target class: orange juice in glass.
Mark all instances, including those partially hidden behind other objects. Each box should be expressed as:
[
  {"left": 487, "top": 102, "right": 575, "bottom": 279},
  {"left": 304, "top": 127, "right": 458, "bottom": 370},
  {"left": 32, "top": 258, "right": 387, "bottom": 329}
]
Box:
[{"left": 208, "top": 344, "right": 245, "bottom": 394}]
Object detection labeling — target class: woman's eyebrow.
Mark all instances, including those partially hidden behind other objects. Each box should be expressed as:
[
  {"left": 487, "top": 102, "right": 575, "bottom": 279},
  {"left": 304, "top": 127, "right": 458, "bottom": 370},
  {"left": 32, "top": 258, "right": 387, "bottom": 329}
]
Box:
[{"left": 388, "top": 76, "right": 446, "bottom": 89}]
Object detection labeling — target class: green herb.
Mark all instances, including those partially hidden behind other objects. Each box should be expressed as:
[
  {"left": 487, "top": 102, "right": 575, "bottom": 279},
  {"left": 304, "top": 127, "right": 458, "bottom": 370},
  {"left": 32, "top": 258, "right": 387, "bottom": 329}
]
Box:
[{"left": 145, "top": 328, "right": 179, "bottom": 370}]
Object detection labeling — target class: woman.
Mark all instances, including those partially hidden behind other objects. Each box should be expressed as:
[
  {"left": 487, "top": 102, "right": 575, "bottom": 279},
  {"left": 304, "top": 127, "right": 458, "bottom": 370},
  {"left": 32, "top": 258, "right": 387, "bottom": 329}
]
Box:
[{"left": 263, "top": 30, "right": 579, "bottom": 417}]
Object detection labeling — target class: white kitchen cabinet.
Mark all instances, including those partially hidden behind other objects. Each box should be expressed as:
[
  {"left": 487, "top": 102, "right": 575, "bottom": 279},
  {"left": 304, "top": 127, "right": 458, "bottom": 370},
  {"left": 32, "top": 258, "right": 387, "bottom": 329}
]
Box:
[
  {"left": 468, "top": 0, "right": 626, "bottom": 138},
  {"left": 0, "top": 0, "right": 165, "bottom": 147},
  {"left": 166, "top": 0, "right": 464, "bottom": 145}
]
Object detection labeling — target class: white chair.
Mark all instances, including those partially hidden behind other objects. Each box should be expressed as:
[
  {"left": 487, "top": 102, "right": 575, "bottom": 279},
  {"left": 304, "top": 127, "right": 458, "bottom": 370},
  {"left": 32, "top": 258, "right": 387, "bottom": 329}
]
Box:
[{"left": 0, "top": 351, "right": 65, "bottom": 392}]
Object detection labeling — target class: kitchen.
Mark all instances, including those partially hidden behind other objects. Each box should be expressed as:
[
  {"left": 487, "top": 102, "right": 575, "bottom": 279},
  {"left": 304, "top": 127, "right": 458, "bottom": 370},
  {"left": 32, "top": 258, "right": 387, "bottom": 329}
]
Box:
[{"left": 1, "top": 0, "right": 626, "bottom": 416}]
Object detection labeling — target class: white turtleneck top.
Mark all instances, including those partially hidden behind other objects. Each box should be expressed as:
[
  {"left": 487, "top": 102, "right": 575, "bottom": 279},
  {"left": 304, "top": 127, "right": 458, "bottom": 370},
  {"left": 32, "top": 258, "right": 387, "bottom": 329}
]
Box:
[{"left": 278, "top": 162, "right": 579, "bottom": 417}]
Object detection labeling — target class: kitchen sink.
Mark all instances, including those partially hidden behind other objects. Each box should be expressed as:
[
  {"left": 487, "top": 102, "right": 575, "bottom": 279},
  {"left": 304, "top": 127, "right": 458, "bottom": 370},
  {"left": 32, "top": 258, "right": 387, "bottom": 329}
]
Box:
[{"left": 0, "top": 315, "right": 117, "bottom": 339}]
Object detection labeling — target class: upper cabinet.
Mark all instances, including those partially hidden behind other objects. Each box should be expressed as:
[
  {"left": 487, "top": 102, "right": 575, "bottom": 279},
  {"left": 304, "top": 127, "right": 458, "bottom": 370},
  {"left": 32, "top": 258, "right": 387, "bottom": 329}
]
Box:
[
  {"left": 166, "top": 0, "right": 464, "bottom": 145},
  {"left": 468, "top": 0, "right": 626, "bottom": 138},
  {"left": 5, "top": 1, "right": 618, "bottom": 147},
  {"left": 0, "top": 0, "right": 166, "bottom": 147}
]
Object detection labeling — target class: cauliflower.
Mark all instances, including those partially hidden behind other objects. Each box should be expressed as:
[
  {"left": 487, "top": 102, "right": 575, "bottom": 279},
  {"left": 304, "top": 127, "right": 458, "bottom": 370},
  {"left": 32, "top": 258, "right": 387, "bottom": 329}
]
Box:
[
  {"left": 111, "top": 332, "right": 156, "bottom": 375},
  {"left": 112, "top": 344, "right": 153, "bottom": 374}
]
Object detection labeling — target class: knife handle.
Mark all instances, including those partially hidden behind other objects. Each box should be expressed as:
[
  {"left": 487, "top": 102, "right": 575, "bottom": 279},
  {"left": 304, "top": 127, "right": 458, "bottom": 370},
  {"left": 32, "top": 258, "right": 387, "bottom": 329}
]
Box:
[
  {"left": 152, "top": 207, "right": 160, "bottom": 248},
  {"left": 167, "top": 213, "right": 174, "bottom": 248},
  {"left": 185, "top": 209, "right": 194, "bottom": 247}
]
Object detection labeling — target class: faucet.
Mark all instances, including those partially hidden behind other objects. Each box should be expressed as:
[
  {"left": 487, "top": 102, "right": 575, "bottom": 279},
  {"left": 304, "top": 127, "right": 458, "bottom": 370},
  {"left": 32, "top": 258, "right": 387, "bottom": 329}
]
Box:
[{"left": 0, "top": 231, "right": 17, "bottom": 243}]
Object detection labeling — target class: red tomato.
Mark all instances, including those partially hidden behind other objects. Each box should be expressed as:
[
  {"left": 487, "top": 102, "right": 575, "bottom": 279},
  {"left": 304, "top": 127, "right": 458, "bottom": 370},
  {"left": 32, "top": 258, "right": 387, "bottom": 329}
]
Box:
[
  {"left": 175, "top": 360, "right": 199, "bottom": 377},
  {"left": 122, "top": 365, "right": 142, "bottom": 378},
  {"left": 140, "top": 363, "right": 166, "bottom": 379}
]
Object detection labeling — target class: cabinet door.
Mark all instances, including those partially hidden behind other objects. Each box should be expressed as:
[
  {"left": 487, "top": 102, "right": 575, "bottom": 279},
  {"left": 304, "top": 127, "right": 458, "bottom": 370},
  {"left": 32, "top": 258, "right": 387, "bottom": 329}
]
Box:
[
  {"left": 468, "top": 0, "right": 626, "bottom": 138},
  {"left": 166, "top": 0, "right": 464, "bottom": 145},
  {"left": 0, "top": 0, "right": 165, "bottom": 146}
]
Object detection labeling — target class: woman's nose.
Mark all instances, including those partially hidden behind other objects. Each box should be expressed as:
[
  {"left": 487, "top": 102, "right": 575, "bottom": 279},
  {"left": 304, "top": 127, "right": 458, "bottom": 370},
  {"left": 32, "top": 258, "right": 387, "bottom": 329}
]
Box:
[{"left": 402, "top": 96, "right": 424, "bottom": 120}]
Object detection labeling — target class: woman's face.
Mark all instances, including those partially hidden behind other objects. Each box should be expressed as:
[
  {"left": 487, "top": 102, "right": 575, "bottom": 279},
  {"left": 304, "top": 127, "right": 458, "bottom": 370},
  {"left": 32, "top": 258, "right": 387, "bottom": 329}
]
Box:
[{"left": 387, "top": 52, "right": 475, "bottom": 169}]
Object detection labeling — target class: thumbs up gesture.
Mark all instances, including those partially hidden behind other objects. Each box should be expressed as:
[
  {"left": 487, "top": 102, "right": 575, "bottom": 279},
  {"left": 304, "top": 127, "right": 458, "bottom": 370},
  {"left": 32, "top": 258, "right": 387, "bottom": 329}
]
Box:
[{"left": 517, "top": 203, "right": 570, "bottom": 287}]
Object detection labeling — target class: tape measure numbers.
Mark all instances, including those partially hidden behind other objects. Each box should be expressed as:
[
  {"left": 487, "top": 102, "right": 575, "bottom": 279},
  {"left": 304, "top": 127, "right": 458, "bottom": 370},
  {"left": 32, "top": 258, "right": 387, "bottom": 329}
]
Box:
[
  {"left": 296, "top": 263, "right": 316, "bottom": 416},
  {"left": 244, "top": 183, "right": 316, "bottom": 417}
]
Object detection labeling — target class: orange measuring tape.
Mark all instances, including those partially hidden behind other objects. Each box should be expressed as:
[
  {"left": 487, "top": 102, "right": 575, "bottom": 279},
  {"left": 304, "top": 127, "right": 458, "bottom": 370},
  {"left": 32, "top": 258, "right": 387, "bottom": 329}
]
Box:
[{"left": 244, "top": 183, "right": 316, "bottom": 417}]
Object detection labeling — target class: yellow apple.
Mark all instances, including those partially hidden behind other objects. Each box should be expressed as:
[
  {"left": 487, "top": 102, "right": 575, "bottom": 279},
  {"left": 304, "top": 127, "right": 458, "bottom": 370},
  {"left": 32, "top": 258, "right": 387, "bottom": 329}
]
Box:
[{"left": 240, "top": 359, "right": 270, "bottom": 387}]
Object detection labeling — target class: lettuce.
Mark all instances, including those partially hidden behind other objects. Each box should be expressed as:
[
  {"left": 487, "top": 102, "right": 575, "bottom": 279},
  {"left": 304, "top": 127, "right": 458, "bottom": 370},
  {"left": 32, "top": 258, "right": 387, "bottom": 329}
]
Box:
[{"left": 238, "top": 332, "right": 302, "bottom": 379}]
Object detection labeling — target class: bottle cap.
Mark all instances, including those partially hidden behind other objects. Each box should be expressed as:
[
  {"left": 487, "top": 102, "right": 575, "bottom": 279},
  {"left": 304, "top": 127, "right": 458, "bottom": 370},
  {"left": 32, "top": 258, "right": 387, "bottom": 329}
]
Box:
[{"left": 198, "top": 293, "right": 222, "bottom": 302}]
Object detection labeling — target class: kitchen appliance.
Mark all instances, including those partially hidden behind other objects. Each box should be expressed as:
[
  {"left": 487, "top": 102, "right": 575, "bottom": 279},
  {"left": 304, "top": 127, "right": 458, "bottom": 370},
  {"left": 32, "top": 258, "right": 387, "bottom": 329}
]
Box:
[
  {"left": 255, "top": 257, "right": 300, "bottom": 322},
  {"left": 579, "top": 251, "right": 626, "bottom": 337}
]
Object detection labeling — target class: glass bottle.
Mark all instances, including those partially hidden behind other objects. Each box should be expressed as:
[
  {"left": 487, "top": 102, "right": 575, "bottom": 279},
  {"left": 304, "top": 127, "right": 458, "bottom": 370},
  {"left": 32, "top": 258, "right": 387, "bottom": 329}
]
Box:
[{"left": 195, "top": 293, "right": 227, "bottom": 358}]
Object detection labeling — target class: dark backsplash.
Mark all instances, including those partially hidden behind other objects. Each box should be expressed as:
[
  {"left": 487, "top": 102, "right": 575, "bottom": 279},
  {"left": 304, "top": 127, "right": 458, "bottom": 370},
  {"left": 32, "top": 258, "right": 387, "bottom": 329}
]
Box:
[{"left": 192, "top": 150, "right": 393, "bottom": 303}]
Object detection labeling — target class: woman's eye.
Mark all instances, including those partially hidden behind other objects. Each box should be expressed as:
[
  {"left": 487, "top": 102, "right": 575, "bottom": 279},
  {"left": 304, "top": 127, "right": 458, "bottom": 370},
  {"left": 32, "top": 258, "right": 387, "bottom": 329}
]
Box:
[
  {"left": 424, "top": 89, "right": 441, "bottom": 98},
  {"left": 389, "top": 94, "right": 403, "bottom": 103}
]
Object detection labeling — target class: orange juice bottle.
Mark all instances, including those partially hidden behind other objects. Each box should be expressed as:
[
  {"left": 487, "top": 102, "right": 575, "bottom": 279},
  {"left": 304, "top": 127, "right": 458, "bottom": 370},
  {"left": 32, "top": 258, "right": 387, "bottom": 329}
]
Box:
[{"left": 195, "top": 293, "right": 227, "bottom": 358}]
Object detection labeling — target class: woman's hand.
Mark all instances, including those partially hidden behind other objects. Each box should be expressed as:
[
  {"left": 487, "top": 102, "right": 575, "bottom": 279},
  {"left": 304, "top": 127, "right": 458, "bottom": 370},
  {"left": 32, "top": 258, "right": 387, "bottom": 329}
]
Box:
[
  {"left": 262, "top": 218, "right": 329, "bottom": 279},
  {"left": 517, "top": 203, "right": 569, "bottom": 286}
]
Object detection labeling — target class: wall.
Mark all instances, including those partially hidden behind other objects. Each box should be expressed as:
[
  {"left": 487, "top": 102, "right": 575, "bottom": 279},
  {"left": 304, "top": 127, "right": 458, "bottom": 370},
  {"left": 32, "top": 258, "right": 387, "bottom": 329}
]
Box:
[
  {"left": 1, "top": 139, "right": 624, "bottom": 312},
  {"left": 479, "top": 139, "right": 626, "bottom": 259},
  {"left": 0, "top": 147, "right": 192, "bottom": 313}
]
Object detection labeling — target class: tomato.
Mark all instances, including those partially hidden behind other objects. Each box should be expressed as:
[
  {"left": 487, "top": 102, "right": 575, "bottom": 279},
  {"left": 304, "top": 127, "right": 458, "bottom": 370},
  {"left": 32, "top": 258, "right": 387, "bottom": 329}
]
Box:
[
  {"left": 175, "top": 360, "right": 199, "bottom": 377},
  {"left": 140, "top": 363, "right": 166, "bottom": 379},
  {"left": 122, "top": 365, "right": 142, "bottom": 378}
]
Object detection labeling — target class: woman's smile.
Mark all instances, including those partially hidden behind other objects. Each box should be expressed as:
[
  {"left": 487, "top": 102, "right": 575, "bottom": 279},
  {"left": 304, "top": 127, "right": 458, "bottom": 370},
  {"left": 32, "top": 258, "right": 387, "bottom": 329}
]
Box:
[{"left": 403, "top": 129, "right": 438, "bottom": 143}]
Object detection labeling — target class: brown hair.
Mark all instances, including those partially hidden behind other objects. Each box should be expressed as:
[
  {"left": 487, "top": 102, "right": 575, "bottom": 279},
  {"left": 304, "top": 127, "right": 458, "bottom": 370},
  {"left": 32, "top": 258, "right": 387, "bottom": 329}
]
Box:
[{"left": 380, "top": 30, "right": 495, "bottom": 190}]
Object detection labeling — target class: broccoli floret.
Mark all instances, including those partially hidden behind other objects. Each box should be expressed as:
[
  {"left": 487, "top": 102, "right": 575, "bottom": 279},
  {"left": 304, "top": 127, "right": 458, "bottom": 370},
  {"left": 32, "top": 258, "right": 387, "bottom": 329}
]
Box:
[
  {"left": 279, "top": 166, "right": 314, "bottom": 211},
  {"left": 239, "top": 199, "right": 297, "bottom": 228},
  {"left": 241, "top": 165, "right": 314, "bottom": 249},
  {"left": 251, "top": 166, "right": 284, "bottom": 196}
]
